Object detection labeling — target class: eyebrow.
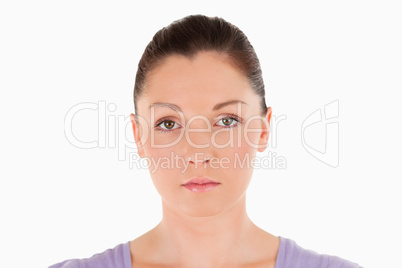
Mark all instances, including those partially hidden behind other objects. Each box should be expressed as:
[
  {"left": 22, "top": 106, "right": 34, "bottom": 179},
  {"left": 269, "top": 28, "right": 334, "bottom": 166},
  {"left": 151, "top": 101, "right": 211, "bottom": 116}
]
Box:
[
  {"left": 150, "top": 102, "right": 183, "bottom": 112},
  {"left": 149, "top": 99, "right": 247, "bottom": 112},
  {"left": 212, "top": 99, "right": 248, "bottom": 111}
]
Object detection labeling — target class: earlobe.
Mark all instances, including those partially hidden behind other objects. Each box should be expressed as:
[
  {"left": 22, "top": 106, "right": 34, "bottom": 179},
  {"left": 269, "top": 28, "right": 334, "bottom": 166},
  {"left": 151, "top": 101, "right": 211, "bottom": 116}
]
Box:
[{"left": 130, "top": 113, "right": 145, "bottom": 158}]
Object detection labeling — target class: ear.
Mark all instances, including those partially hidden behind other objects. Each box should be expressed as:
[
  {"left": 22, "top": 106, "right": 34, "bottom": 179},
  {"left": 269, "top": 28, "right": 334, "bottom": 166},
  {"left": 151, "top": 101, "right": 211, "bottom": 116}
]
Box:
[
  {"left": 130, "top": 113, "right": 146, "bottom": 158},
  {"left": 257, "top": 107, "right": 272, "bottom": 153}
]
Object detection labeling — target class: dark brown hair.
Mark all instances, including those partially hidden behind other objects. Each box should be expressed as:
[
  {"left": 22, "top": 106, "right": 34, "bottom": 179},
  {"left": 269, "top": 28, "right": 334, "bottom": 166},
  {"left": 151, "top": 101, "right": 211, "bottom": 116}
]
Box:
[{"left": 133, "top": 14, "right": 267, "bottom": 116}]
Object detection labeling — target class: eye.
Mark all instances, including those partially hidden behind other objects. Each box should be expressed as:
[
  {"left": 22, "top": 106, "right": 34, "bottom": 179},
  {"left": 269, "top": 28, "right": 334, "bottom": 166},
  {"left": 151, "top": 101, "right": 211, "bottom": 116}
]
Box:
[
  {"left": 215, "top": 114, "right": 241, "bottom": 127},
  {"left": 155, "top": 119, "right": 181, "bottom": 133}
]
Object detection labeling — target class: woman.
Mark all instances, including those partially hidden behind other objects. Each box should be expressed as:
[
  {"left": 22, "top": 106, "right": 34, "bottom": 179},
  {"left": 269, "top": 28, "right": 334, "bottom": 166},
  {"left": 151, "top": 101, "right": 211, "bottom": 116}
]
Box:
[{"left": 50, "top": 14, "right": 362, "bottom": 268}]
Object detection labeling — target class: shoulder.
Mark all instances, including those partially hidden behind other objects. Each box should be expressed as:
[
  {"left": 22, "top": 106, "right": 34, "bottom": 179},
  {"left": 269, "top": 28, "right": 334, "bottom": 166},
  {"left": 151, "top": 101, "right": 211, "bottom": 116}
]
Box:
[
  {"left": 48, "top": 242, "right": 131, "bottom": 268},
  {"left": 275, "top": 236, "right": 363, "bottom": 268}
]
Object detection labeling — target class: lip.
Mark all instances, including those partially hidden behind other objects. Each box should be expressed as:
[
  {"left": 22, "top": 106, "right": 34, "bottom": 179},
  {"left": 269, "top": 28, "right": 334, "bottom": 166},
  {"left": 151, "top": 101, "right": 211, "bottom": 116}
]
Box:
[
  {"left": 181, "top": 177, "right": 221, "bottom": 193},
  {"left": 181, "top": 177, "right": 219, "bottom": 185}
]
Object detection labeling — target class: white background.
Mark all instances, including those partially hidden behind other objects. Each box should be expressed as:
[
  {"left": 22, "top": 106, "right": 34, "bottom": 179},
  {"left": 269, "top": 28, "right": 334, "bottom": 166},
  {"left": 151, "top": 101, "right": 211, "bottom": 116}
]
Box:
[{"left": 1, "top": 1, "right": 401, "bottom": 267}]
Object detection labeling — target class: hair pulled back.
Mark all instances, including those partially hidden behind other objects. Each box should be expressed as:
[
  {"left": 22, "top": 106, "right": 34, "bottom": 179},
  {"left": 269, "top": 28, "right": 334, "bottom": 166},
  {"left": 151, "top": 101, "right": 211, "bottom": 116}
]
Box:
[{"left": 134, "top": 14, "right": 267, "bottom": 116}]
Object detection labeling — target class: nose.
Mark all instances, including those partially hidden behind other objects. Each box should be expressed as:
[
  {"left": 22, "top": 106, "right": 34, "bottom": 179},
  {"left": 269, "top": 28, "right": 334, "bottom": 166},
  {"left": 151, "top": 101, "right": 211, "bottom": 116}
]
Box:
[
  {"left": 184, "top": 116, "right": 212, "bottom": 148},
  {"left": 183, "top": 117, "right": 213, "bottom": 167},
  {"left": 187, "top": 153, "right": 211, "bottom": 167}
]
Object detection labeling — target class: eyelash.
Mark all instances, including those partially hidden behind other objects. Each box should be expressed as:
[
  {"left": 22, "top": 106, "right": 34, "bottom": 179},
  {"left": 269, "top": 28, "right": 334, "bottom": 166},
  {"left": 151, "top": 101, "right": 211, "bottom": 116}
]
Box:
[{"left": 154, "top": 113, "right": 242, "bottom": 134}]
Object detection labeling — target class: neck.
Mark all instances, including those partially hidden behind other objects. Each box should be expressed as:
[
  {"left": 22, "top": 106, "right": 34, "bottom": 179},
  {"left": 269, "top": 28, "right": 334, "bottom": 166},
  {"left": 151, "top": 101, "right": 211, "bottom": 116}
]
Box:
[{"left": 153, "top": 194, "right": 259, "bottom": 266}]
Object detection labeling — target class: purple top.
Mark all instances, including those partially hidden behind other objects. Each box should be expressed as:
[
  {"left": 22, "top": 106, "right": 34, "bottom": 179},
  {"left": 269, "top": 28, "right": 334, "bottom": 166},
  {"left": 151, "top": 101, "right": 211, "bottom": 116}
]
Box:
[{"left": 49, "top": 236, "right": 362, "bottom": 268}]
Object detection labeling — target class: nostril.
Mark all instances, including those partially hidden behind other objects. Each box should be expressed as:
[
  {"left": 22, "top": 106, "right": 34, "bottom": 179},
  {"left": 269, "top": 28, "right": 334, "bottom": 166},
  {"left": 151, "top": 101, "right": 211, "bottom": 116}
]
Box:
[{"left": 187, "top": 155, "right": 212, "bottom": 165}]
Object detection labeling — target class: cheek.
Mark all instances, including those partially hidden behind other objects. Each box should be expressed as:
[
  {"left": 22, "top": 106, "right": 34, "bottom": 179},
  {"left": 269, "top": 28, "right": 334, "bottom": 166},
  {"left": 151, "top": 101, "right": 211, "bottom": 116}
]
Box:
[
  {"left": 143, "top": 146, "right": 184, "bottom": 174},
  {"left": 143, "top": 139, "right": 189, "bottom": 179},
  {"left": 217, "top": 125, "right": 260, "bottom": 162},
  {"left": 151, "top": 131, "right": 184, "bottom": 147},
  {"left": 243, "top": 120, "right": 264, "bottom": 149},
  {"left": 212, "top": 129, "right": 257, "bottom": 185},
  {"left": 144, "top": 147, "right": 182, "bottom": 199}
]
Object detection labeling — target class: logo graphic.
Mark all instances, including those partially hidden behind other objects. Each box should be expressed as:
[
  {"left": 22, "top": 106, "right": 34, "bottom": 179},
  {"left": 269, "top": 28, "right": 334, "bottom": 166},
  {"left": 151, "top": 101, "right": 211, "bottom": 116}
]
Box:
[
  {"left": 63, "top": 100, "right": 289, "bottom": 170},
  {"left": 301, "top": 100, "right": 339, "bottom": 167}
]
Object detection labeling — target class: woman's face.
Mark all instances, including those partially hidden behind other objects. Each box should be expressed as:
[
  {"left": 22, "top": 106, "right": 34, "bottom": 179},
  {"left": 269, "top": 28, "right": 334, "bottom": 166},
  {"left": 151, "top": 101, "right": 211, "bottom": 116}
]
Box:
[{"left": 131, "top": 51, "right": 272, "bottom": 217}]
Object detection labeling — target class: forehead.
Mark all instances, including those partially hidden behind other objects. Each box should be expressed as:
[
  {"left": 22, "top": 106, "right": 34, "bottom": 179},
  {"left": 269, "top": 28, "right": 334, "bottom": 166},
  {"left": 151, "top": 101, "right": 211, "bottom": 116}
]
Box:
[{"left": 139, "top": 51, "right": 258, "bottom": 113}]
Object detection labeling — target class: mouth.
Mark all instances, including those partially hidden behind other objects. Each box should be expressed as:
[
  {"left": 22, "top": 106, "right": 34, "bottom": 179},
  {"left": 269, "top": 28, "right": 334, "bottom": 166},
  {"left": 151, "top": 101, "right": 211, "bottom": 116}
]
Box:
[{"left": 181, "top": 177, "right": 221, "bottom": 193}]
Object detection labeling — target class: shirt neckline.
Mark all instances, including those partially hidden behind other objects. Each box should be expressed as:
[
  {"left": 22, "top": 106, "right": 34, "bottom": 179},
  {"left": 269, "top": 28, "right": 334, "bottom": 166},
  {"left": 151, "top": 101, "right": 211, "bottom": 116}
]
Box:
[{"left": 123, "top": 236, "right": 287, "bottom": 268}]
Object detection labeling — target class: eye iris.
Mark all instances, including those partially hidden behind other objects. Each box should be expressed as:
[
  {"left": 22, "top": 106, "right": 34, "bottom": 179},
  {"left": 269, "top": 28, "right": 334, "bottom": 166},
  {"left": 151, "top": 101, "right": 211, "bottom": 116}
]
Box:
[
  {"left": 163, "top": 121, "right": 175, "bottom": 129},
  {"left": 222, "top": 117, "right": 233, "bottom": 126}
]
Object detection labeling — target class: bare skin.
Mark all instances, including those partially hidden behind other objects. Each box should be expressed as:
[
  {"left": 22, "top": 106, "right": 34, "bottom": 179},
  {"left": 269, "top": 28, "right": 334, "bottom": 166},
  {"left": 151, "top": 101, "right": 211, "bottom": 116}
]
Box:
[
  {"left": 129, "top": 198, "right": 280, "bottom": 268},
  {"left": 129, "top": 51, "right": 277, "bottom": 267}
]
